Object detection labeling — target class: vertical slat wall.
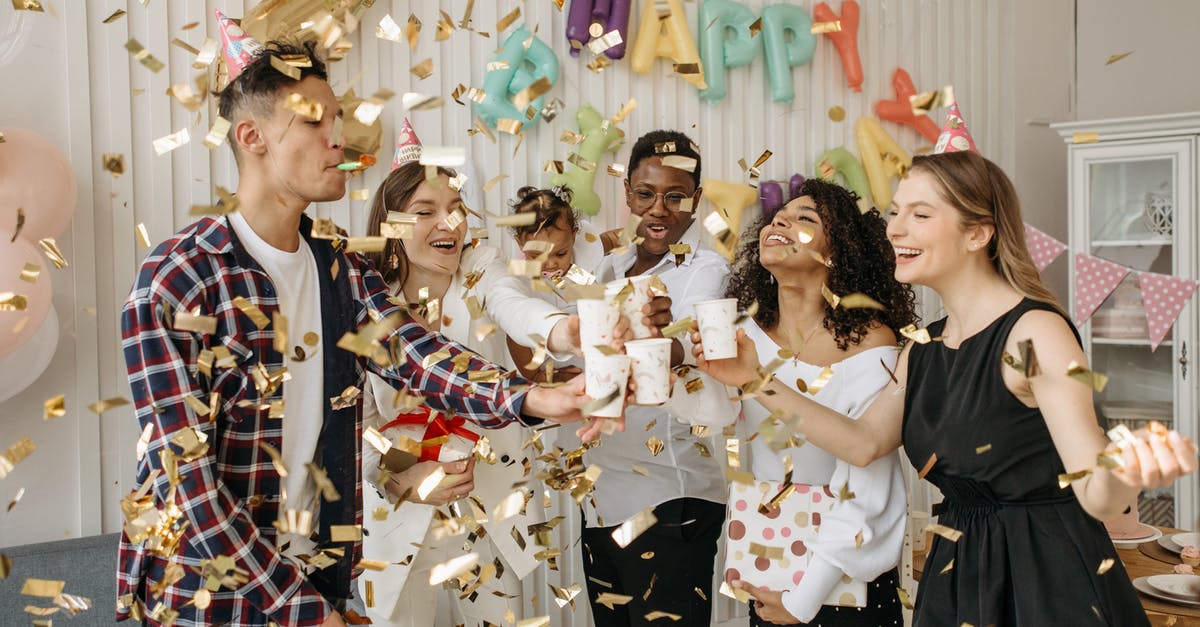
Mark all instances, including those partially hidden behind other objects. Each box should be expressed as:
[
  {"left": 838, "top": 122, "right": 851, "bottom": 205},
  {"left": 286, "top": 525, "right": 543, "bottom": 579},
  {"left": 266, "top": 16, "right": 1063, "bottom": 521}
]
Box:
[{"left": 2, "top": 0, "right": 1012, "bottom": 624}]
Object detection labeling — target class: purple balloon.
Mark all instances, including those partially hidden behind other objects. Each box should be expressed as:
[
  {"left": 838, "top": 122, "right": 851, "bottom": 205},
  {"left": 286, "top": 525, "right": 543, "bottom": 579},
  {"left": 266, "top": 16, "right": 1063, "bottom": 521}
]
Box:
[
  {"left": 789, "top": 173, "right": 806, "bottom": 201},
  {"left": 604, "top": 0, "right": 632, "bottom": 59},
  {"left": 759, "top": 181, "right": 784, "bottom": 221},
  {"left": 566, "top": 0, "right": 593, "bottom": 57},
  {"left": 591, "top": 0, "right": 611, "bottom": 24}
]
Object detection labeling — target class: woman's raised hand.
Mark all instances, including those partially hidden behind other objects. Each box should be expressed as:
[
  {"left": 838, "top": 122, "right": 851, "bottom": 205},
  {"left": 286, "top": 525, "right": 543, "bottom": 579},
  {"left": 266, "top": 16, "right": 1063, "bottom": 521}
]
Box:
[{"left": 690, "top": 327, "right": 762, "bottom": 386}]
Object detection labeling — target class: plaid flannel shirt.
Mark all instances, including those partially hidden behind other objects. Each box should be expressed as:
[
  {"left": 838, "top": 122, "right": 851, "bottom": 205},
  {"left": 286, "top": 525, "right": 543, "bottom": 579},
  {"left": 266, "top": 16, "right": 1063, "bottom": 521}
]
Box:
[{"left": 116, "top": 215, "right": 535, "bottom": 626}]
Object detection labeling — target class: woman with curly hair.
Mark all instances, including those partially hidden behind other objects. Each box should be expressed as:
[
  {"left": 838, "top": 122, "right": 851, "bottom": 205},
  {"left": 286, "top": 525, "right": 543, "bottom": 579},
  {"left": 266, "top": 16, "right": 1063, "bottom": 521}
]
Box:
[{"left": 724, "top": 178, "right": 915, "bottom": 626}]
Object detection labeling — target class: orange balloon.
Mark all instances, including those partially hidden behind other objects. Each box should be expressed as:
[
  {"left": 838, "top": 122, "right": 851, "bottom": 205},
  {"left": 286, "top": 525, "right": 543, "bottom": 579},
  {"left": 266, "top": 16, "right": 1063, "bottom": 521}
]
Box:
[
  {"left": 812, "top": 1, "right": 863, "bottom": 92},
  {"left": 875, "top": 68, "right": 941, "bottom": 143}
]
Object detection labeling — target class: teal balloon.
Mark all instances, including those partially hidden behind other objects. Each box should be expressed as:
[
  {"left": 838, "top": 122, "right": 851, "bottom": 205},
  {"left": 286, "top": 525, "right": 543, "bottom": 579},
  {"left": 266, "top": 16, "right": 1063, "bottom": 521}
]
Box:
[
  {"left": 818, "top": 147, "right": 870, "bottom": 202},
  {"left": 473, "top": 26, "right": 560, "bottom": 128},
  {"left": 698, "top": 0, "right": 760, "bottom": 103},
  {"left": 550, "top": 104, "right": 622, "bottom": 216},
  {"left": 761, "top": 3, "right": 816, "bottom": 103}
]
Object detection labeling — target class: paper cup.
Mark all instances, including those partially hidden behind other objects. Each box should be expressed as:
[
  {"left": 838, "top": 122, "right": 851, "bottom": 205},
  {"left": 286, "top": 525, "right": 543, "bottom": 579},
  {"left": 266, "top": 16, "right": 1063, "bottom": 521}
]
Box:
[
  {"left": 606, "top": 275, "right": 655, "bottom": 339},
  {"left": 577, "top": 298, "right": 619, "bottom": 356},
  {"left": 625, "top": 338, "right": 673, "bottom": 405},
  {"left": 694, "top": 298, "right": 738, "bottom": 360},
  {"left": 584, "top": 353, "right": 631, "bottom": 418}
]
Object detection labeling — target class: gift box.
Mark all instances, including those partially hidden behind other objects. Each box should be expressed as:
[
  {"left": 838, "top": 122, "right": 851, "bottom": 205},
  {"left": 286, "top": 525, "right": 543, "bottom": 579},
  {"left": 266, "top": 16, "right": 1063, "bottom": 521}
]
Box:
[
  {"left": 379, "top": 407, "right": 479, "bottom": 465},
  {"left": 723, "top": 480, "right": 866, "bottom": 607}
]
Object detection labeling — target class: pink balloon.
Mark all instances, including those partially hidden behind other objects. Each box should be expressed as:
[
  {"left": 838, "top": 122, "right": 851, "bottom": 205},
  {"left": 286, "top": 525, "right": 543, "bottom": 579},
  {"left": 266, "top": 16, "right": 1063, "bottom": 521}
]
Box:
[
  {"left": 0, "top": 230, "right": 53, "bottom": 358},
  {"left": 0, "top": 128, "right": 77, "bottom": 241}
]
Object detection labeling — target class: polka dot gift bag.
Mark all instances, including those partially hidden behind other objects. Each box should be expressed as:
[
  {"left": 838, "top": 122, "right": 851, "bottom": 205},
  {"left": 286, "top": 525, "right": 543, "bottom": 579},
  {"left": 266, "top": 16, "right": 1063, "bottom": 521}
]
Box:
[{"left": 724, "top": 480, "right": 867, "bottom": 607}]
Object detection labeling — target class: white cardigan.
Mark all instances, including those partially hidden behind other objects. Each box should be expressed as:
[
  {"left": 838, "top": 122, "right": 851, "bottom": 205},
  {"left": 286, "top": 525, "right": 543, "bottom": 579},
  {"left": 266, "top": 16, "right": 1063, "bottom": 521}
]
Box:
[{"left": 360, "top": 244, "right": 554, "bottom": 615}]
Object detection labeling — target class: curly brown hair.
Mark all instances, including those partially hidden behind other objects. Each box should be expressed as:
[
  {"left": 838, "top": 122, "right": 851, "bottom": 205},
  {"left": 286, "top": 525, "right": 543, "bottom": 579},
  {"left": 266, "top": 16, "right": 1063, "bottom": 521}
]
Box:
[{"left": 726, "top": 178, "right": 917, "bottom": 349}]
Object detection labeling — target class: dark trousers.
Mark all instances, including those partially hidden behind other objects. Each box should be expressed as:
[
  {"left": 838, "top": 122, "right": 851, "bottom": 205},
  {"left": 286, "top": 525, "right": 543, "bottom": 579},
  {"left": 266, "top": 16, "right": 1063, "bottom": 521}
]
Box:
[
  {"left": 748, "top": 569, "right": 903, "bottom": 627},
  {"left": 582, "top": 497, "right": 726, "bottom": 627}
]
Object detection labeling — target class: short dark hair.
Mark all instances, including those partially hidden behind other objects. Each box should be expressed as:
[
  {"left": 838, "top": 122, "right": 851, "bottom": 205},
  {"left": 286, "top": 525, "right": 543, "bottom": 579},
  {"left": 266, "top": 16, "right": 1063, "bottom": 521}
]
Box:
[
  {"left": 217, "top": 39, "right": 328, "bottom": 160},
  {"left": 508, "top": 187, "right": 578, "bottom": 239},
  {"left": 626, "top": 129, "right": 702, "bottom": 187}
]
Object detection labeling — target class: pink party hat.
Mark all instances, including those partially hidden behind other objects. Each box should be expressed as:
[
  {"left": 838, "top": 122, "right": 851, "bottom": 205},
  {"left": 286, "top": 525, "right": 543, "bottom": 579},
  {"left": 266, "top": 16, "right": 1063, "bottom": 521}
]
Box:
[
  {"left": 215, "top": 10, "right": 264, "bottom": 82},
  {"left": 390, "top": 117, "right": 423, "bottom": 170},
  {"left": 933, "top": 102, "right": 978, "bottom": 154}
]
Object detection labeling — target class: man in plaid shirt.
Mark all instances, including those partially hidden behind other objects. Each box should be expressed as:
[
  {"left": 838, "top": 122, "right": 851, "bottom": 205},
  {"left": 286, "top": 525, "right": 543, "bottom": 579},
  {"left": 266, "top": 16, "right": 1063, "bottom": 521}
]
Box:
[{"left": 117, "top": 37, "right": 610, "bottom": 627}]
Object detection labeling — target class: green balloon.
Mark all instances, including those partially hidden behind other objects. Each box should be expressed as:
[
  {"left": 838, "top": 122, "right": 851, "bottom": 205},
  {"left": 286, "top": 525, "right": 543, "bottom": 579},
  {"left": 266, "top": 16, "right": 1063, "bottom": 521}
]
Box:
[
  {"left": 817, "top": 146, "right": 870, "bottom": 204},
  {"left": 551, "top": 104, "right": 622, "bottom": 216}
]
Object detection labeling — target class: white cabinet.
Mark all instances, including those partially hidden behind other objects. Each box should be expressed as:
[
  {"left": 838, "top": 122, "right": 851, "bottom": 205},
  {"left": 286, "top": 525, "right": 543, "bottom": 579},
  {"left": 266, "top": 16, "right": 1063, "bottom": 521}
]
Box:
[{"left": 1054, "top": 113, "right": 1199, "bottom": 528}]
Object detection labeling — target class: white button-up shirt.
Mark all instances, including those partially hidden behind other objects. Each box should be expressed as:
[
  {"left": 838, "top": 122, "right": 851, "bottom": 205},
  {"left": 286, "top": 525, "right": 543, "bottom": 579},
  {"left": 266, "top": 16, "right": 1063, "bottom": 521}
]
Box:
[{"left": 580, "top": 221, "right": 732, "bottom": 527}]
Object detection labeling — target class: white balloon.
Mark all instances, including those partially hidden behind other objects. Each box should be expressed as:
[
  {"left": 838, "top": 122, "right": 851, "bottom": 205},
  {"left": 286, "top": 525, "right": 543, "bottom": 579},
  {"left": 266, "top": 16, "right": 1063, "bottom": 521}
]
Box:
[{"left": 0, "top": 305, "right": 59, "bottom": 404}]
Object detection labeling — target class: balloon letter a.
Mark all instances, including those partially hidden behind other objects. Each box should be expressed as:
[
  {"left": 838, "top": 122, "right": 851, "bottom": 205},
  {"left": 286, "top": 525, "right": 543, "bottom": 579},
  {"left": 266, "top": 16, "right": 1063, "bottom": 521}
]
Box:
[
  {"left": 812, "top": 0, "right": 862, "bottom": 92},
  {"left": 473, "top": 26, "right": 560, "bottom": 129},
  {"left": 631, "top": 0, "right": 707, "bottom": 89}
]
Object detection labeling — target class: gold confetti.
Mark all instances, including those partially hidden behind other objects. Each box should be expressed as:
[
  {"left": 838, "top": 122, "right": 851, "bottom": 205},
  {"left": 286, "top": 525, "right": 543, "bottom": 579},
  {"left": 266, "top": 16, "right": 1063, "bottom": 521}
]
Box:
[
  {"left": 806, "top": 366, "right": 835, "bottom": 394},
  {"left": 125, "top": 38, "right": 164, "bottom": 73},
  {"left": 839, "top": 293, "right": 885, "bottom": 310},
  {"left": 896, "top": 587, "right": 914, "bottom": 609},
  {"left": 940, "top": 559, "right": 954, "bottom": 574},
  {"left": 87, "top": 397, "right": 130, "bottom": 414},
  {"left": 660, "top": 155, "right": 697, "bottom": 173},
  {"left": 38, "top": 238, "right": 67, "bottom": 269},
  {"left": 1097, "top": 558, "right": 1115, "bottom": 574},
  {"left": 21, "top": 578, "right": 64, "bottom": 597},
  {"left": 595, "top": 591, "right": 634, "bottom": 609},
  {"left": 910, "top": 85, "right": 955, "bottom": 116},
  {"left": 1105, "top": 52, "right": 1133, "bottom": 65},
  {"left": 330, "top": 524, "right": 361, "bottom": 542},
  {"left": 975, "top": 444, "right": 992, "bottom": 454},
  {"left": 828, "top": 105, "right": 846, "bottom": 122},
  {"left": 512, "top": 76, "right": 553, "bottom": 112},
  {"left": 0, "top": 437, "right": 35, "bottom": 479},
  {"left": 258, "top": 442, "right": 288, "bottom": 477},
  {"left": 430, "top": 552, "right": 479, "bottom": 585},
  {"left": 673, "top": 62, "right": 701, "bottom": 76},
  {"left": 748, "top": 17, "right": 763, "bottom": 36},
  {"left": 0, "top": 554, "right": 9, "bottom": 579},
  {"left": 0, "top": 292, "right": 27, "bottom": 312},
  {"left": 644, "top": 611, "right": 682, "bottom": 621},
  {"left": 496, "top": 6, "right": 521, "bottom": 32},
  {"left": 917, "top": 453, "right": 937, "bottom": 479},
  {"left": 284, "top": 93, "right": 323, "bottom": 121},
  {"left": 42, "top": 395, "right": 65, "bottom": 419},
  {"left": 611, "top": 99, "right": 637, "bottom": 125},
  {"left": 1072, "top": 132, "right": 1100, "bottom": 145},
  {"left": 1058, "top": 468, "right": 1092, "bottom": 488},
  {"left": 153, "top": 128, "right": 190, "bottom": 155},
  {"left": 587, "top": 55, "right": 613, "bottom": 73},
  {"left": 612, "top": 508, "right": 658, "bottom": 548},
  {"left": 812, "top": 20, "right": 842, "bottom": 33},
  {"left": 417, "top": 467, "right": 446, "bottom": 500},
  {"left": 410, "top": 58, "right": 434, "bottom": 80},
  {"left": 1066, "top": 361, "right": 1108, "bottom": 392},
  {"left": 925, "top": 523, "right": 963, "bottom": 542},
  {"left": 374, "top": 14, "right": 404, "bottom": 44},
  {"left": 587, "top": 29, "right": 624, "bottom": 55},
  {"left": 134, "top": 223, "right": 151, "bottom": 248},
  {"left": 899, "top": 324, "right": 934, "bottom": 345},
  {"left": 102, "top": 9, "right": 125, "bottom": 23},
  {"left": 102, "top": 153, "right": 125, "bottom": 177},
  {"left": 174, "top": 308, "right": 217, "bottom": 334}
]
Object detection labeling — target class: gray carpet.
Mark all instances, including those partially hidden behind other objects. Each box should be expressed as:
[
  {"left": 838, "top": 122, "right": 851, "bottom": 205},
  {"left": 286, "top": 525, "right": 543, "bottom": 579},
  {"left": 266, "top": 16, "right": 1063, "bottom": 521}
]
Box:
[{"left": 0, "top": 532, "right": 121, "bottom": 626}]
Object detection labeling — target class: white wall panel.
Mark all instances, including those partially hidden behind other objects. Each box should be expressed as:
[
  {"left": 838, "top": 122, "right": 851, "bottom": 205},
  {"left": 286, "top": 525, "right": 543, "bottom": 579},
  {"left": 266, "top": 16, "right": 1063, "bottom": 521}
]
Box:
[{"left": 1, "top": 1, "right": 1014, "bottom": 624}]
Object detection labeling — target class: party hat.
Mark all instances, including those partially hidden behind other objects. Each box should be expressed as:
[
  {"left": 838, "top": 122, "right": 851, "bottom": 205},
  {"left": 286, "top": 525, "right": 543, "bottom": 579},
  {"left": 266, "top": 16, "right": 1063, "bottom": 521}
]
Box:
[
  {"left": 933, "top": 102, "right": 978, "bottom": 154},
  {"left": 215, "top": 10, "right": 265, "bottom": 82},
  {"left": 390, "top": 117, "right": 423, "bottom": 170}
]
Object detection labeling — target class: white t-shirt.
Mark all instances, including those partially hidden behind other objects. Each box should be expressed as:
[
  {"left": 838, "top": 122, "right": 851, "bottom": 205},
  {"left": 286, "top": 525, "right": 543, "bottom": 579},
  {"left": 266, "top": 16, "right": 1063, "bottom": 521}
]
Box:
[{"left": 228, "top": 212, "right": 324, "bottom": 560}]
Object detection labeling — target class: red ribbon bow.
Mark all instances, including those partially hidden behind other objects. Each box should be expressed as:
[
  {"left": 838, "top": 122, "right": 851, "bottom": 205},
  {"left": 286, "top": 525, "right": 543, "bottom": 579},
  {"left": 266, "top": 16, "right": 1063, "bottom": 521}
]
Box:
[{"left": 380, "top": 408, "right": 480, "bottom": 462}]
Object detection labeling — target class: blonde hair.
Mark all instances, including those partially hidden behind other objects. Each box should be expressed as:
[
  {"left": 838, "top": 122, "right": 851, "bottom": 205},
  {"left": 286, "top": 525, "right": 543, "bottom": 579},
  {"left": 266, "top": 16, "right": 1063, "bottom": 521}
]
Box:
[{"left": 910, "top": 152, "right": 1066, "bottom": 317}]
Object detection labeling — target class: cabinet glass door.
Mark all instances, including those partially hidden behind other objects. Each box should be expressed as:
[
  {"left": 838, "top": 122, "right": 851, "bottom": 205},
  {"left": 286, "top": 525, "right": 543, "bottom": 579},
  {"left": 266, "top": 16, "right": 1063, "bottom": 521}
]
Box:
[{"left": 1076, "top": 139, "right": 1194, "bottom": 528}]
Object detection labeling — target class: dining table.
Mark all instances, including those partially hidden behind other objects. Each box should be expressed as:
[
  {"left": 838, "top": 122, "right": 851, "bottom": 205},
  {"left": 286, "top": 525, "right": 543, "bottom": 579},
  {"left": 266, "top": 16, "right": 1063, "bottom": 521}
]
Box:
[{"left": 912, "top": 526, "right": 1200, "bottom": 626}]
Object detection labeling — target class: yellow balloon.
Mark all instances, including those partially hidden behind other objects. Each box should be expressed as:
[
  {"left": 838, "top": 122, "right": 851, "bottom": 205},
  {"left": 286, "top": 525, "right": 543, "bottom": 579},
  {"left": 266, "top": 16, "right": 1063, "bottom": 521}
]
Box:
[
  {"left": 630, "top": 0, "right": 707, "bottom": 89},
  {"left": 855, "top": 116, "right": 911, "bottom": 210},
  {"left": 701, "top": 178, "right": 757, "bottom": 259}
]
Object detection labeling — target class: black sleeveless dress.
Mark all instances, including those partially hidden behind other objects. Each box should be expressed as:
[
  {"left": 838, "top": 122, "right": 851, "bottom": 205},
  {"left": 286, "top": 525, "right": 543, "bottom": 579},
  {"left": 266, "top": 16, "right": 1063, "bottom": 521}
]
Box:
[{"left": 902, "top": 298, "right": 1149, "bottom": 626}]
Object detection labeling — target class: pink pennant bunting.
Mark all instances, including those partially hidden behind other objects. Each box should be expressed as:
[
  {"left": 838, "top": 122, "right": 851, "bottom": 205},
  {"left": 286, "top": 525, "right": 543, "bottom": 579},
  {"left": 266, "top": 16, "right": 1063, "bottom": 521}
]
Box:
[
  {"left": 1023, "top": 223, "right": 1067, "bottom": 273},
  {"left": 1074, "top": 253, "right": 1130, "bottom": 325},
  {"left": 1137, "top": 271, "right": 1198, "bottom": 351}
]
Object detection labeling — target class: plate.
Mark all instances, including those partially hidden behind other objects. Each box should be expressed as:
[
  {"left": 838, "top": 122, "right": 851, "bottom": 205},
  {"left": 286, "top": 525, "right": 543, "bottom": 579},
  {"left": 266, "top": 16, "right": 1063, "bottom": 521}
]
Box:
[
  {"left": 1147, "top": 574, "right": 1200, "bottom": 601},
  {"left": 1133, "top": 577, "right": 1200, "bottom": 608},
  {"left": 1111, "top": 525, "right": 1162, "bottom": 549},
  {"left": 1168, "top": 532, "right": 1200, "bottom": 553}
]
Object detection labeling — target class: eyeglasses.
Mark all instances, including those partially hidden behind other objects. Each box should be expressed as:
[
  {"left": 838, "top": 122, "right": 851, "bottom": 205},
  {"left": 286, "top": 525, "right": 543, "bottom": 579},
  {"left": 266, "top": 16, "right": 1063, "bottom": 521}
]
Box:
[{"left": 629, "top": 188, "right": 695, "bottom": 211}]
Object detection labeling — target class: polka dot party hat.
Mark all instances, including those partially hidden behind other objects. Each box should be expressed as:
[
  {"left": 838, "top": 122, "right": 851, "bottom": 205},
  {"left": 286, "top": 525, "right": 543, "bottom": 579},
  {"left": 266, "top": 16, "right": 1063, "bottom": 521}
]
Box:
[{"left": 934, "top": 102, "right": 978, "bottom": 154}]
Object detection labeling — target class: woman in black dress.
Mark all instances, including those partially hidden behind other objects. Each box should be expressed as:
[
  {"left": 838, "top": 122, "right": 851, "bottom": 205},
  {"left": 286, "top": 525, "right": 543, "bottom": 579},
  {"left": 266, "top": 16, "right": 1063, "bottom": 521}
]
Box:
[{"left": 694, "top": 151, "right": 1197, "bottom": 626}]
